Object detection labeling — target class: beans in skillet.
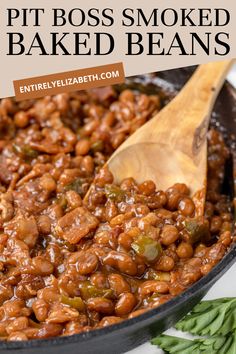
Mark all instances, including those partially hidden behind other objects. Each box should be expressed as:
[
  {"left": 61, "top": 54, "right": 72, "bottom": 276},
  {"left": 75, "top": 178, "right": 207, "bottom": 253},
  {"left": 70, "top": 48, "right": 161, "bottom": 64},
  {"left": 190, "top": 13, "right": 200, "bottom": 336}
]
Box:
[{"left": 0, "top": 87, "right": 234, "bottom": 341}]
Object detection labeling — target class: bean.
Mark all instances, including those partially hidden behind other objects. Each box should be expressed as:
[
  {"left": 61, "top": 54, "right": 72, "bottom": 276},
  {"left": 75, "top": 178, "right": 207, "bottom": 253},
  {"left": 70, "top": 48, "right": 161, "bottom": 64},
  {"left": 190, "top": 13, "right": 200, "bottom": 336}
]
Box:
[
  {"left": 90, "top": 273, "right": 108, "bottom": 289},
  {"left": 32, "top": 299, "right": 49, "bottom": 322},
  {"left": 126, "top": 227, "right": 142, "bottom": 238},
  {"left": 138, "top": 181, "right": 156, "bottom": 196},
  {"left": 176, "top": 242, "right": 194, "bottom": 258},
  {"left": 14, "top": 111, "right": 29, "bottom": 128},
  {"left": 39, "top": 174, "right": 56, "bottom": 193},
  {"left": 99, "top": 316, "right": 122, "bottom": 327},
  {"left": 155, "top": 255, "right": 175, "bottom": 272},
  {"left": 110, "top": 214, "right": 126, "bottom": 226},
  {"left": 3, "top": 299, "right": 25, "bottom": 318},
  {"left": 90, "top": 191, "right": 106, "bottom": 206},
  {"left": 201, "top": 263, "right": 213, "bottom": 275},
  {"left": 88, "top": 245, "right": 109, "bottom": 260},
  {"left": 115, "top": 293, "right": 136, "bottom": 316},
  {"left": 167, "top": 183, "right": 190, "bottom": 196},
  {"left": 219, "top": 231, "right": 232, "bottom": 247},
  {"left": 118, "top": 233, "right": 133, "bottom": 250},
  {"left": 64, "top": 321, "right": 83, "bottom": 335},
  {"left": 0, "top": 98, "right": 14, "bottom": 115},
  {"left": 46, "top": 244, "right": 63, "bottom": 266},
  {"left": 108, "top": 274, "right": 130, "bottom": 296},
  {"left": 34, "top": 323, "right": 63, "bottom": 339},
  {"left": 187, "top": 257, "right": 202, "bottom": 268},
  {"left": 8, "top": 332, "right": 28, "bottom": 341},
  {"left": 133, "top": 254, "right": 146, "bottom": 276},
  {"left": 207, "top": 243, "right": 226, "bottom": 262},
  {"left": 150, "top": 294, "right": 172, "bottom": 308},
  {"left": 58, "top": 275, "right": 80, "bottom": 298},
  {"left": 94, "top": 230, "right": 111, "bottom": 246},
  {"left": 11, "top": 216, "right": 38, "bottom": 248},
  {"left": 75, "top": 139, "right": 91, "bottom": 156},
  {"left": 156, "top": 209, "right": 173, "bottom": 219},
  {"left": 82, "top": 120, "right": 99, "bottom": 135},
  {"left": 167, "top": 193, "right": 182, "bottom": 211},
  {"left": 105, "top": 200, "right": 118, "bottom": 220},
  {"left": 37, "top": 215, "right": 51, "bottom": 235},
  {"left": 46, "top": 305, "right": 79, "bottom": 323},
  {"left": 32, "top": 257, "right": 54, "bottom": 276},
  {"left": 6, "top": 317, "right": 29, "bottom": 334},
  {"left": 139, "top": 280, "right": 169, "bottom": 298},
  {"left": 155, "top": 191, "right": 168, "bottom": 206},
  {"left": 161, "top": 225, "right": 179, "bottom": 246},
  {"left": 103, "top": 112, "right": 115, "bottom": 127},
  {"left": 178, "top": 197, "right": 195, "bottom": 217},
  {"left": 66, "top": 190, "right": 82, "bottom": 209},
  {"left": 69, "top": 251, "right": 98, "bottom": 275},
  {"left": 128, "top": 309, "right": 146, "bottom": 319},
  {"left": 140, "top": 213, "right": 159, "bottom": 227},
  {"left": 95, "top": 167, "right": 113, "bottom": 187},
  {"left": 103, "top": 251, "right": 137, "bottom": 276},
  {"left": 112, "top": 133, "right": 126, "bottom": 149},
  {"left": 38, "top": 288, "right": 60, "bottom": 304},
  {"left": 194, "top": 244, "right": 207, "bottom": 257},
  {"left": 87, "top": 298, "right": 114, "bottom": 315},
  {"left": 120, "top": 178, "right": 137, "bottom": 192}
]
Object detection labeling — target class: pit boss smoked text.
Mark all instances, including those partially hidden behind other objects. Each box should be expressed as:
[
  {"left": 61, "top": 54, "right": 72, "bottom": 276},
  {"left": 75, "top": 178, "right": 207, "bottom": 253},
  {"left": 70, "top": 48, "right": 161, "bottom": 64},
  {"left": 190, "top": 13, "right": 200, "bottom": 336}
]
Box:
[{"left": 6, "top": 7, "right": 230, "bottom": 56}]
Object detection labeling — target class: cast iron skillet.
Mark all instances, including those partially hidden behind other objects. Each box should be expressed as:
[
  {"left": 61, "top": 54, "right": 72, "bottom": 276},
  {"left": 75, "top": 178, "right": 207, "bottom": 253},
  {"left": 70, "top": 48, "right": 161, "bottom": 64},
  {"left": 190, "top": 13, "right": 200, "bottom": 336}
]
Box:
[{"left": 1, "top": 66, "right": 236, "bottom": 354}]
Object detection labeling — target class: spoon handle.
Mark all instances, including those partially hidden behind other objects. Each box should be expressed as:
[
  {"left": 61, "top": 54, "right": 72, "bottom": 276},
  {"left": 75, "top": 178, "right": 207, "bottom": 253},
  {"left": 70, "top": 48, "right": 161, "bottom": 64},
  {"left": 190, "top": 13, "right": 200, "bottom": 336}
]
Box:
[{"left": 159, "top": 60, "right": 234, "bottom": 159}]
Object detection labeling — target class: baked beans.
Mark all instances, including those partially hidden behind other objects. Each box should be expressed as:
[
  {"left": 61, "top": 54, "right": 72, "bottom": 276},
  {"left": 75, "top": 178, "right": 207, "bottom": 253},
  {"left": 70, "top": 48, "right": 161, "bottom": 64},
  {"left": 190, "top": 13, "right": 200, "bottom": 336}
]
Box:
[{"left": 0, "top": 86, "right": 233, "bottom": 341}]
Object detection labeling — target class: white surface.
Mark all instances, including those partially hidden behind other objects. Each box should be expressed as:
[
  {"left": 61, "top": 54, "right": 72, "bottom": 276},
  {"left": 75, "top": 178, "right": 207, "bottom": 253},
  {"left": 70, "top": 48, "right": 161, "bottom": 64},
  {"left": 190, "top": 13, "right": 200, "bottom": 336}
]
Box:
[{"left": 126, "top": 66, "right": 236, "bottom": 354}]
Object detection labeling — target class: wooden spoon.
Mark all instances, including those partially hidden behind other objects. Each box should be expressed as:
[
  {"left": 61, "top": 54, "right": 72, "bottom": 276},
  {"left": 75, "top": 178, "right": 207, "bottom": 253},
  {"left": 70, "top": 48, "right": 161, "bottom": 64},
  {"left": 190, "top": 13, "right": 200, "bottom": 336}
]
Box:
[{"left": 86, "top": 61, "right": 234, "bottom": 214}]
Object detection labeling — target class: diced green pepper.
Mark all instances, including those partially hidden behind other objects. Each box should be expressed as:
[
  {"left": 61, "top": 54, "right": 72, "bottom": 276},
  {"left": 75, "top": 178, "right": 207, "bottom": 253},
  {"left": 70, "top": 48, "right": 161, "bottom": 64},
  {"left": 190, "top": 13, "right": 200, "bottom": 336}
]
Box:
[
  {"left": 13, "top": 143, "right": 38, "bottom": 161},
  {"left": 105, "top": 184, "right": 125, "bottom": 202},
  {"left": 56, "top": 195, "right": 68, "bottom": 210},
  {"left": 145, "top": 269, "right": 170, "bottom": 282},
  {"left": 23, "top": 146, "right": 38, "bottom": 158},
  {"left": 79, "top": 281, "right": 114, "bottom": 300},
  {"left": 146, "top": 292, "right": 160, "bottom": 303},
  {"left": 13, "top": 143, "right": 22, "bottom": 155},
  {"left": 185, "top": 218, "right": 210, "bottom": 244},
  {"left": 65, "top": 178, "right": 86, "bottom": 195},
  {"left": 61, "top": 295, "right": 85, "bottom": 311},
  {"left": 131, "top": 234, "right": 162, "bottom": 263},
  {"left": 91, "top": 140, "right": 104, "bottom": 153},
  {"left": 76, "top": 127, "right": 86, "bottom": 139}
]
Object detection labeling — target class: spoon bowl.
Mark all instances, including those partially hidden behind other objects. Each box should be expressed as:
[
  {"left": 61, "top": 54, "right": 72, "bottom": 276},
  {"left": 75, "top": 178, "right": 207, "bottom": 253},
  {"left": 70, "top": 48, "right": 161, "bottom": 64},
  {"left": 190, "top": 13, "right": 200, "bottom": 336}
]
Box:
[{"left": 95, "top": 61, "right": 234, "bottom": 215}]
